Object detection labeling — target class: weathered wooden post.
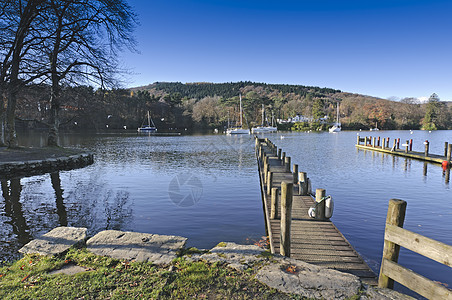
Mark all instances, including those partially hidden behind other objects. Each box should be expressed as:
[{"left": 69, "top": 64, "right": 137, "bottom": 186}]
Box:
[
  {"left": 424, "top": 140, "right": 429, "bottom": 156},
  {"left": 298, "top": 172, "right": 307, "bottom": 195},
  {"left": 372, "top": 137, "right": 376, "bottom": 147},
  {"left": 280, "top": 181, "right": 293, "bottom": 257},
  {"left": 393, "top": 139, "right": 397, "bottom": 150},
  {"left": 378, "top": 199, "right": 407, "bottom": 289},
  {"left": 397, "top": 138, "right": 400, "bottom": 149},
  {"left": 292, "top": 164, "right": 298, "bottom": 184},
  {"left": 267, "top": 171, "right": 273, "bottom": 195},
  {"left": 284, "top": 157, "right": 291, "bottom": 172},
  {"left": 278, "top": 148, "right": 282, "bottom": 160},
  {"left": 270, "top": 187, "right": 278, "bottom": 219},
  {"left": 409, "top": 139, "right": 413, "bottom": 151},
  {"left": 445, "top": 142, "right": 449, "bottom": 157},
  {"left": 377, "top": 136, "right": 380, "bottom": 147},
  {"left": 357, "top": 135, "right": 360, "bottom": 145},
  {"left": 447, "top": 144, "right": 452, "bottom": 162},
  {"left": 405, "top": 140, "right": 409, "bottom": 153},
  {"left": 364, "top": 137, "right": 368, "bottom": 146},
  {"left": 263, "top": 156, "right": 269, "bottom": 184},
  {"left": 315, "top": 189, "right": 326, "bottom": 220},
  {"left": 282, "top": 152, "right": 286, "bottom": 165}
]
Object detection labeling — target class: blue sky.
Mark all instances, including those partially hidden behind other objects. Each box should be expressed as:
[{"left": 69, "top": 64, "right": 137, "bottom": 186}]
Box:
[{"left": 120, "top": 0, "right": 452, "bottom": 101}]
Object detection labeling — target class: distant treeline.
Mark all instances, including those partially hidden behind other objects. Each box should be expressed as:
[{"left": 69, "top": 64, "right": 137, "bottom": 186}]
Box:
[{"left": 15, "top": 82, "right": 452, "bottom": 132}]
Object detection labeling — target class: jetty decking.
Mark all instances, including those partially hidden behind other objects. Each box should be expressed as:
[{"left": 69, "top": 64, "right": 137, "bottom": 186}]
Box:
[
  {"left": 355, "top": 136, "right": 452, "bottom": 165},
  {"left": 256, "top": 138, "right": 377, "bottom": 285}
]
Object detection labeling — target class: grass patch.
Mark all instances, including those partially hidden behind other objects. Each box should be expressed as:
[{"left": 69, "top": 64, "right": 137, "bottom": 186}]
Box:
[{"left": 0, "top": 248, "right": 296, "bottom": 299}]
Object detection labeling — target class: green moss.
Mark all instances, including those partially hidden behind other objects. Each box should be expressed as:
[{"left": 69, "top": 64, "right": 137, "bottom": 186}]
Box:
[{"left": 216, "top": 242, "right": 227, "bottom": 247}]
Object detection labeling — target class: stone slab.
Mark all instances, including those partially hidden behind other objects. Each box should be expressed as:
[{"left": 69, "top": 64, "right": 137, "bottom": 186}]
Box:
[
  {"left": 19, "top": 227, "right": 87, "bottom": 256},
  {"left": 200, "top": 242, "right": 266, "bottom": 271},
  {"left": 48, "top": 264, "right": 92, "bottom": 276},
  {"left": 86, "top": 230, "right": 187, "bottom": 265},
  {"left": 255, "top": 256, "right": 362, "bottom": 300}
]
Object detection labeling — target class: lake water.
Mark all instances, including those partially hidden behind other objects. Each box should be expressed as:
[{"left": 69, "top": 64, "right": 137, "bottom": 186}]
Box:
[{"left": 1, "top": 130, "right": 451, "bottom": 297}]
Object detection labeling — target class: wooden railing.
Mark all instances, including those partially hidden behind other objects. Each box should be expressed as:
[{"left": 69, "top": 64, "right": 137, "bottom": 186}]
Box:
[{"left": 378, "top": 199, "right": 452, "bottom": 299}]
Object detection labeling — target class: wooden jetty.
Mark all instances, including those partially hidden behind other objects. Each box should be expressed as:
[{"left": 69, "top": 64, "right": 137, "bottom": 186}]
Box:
[
  {"left": 356, "top": 136, "right": 452, "bottom": 166},
  {"left": 255, "top": 137, "right": 377, "bottom": 285}
]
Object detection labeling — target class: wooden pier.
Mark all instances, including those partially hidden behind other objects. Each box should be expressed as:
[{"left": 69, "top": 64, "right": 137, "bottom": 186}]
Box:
[
  {"left": 255, "top": 138, "right": 377, "bottom": 285},
  {"left": 356, "top": 136, "right": 452, "bottom": 166}
]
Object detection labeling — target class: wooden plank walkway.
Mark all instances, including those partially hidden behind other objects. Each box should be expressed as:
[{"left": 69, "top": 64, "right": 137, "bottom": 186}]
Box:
[
  {"left": 256, "top": 139, "right": 377, "bottom": 285},
  {"left": 356, "top": 141, "right": 451, "bottom": 165}
]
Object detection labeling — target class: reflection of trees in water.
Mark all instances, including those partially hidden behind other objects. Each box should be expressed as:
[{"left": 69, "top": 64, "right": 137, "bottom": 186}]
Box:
[
  {"left": 0, "top": 178, "right": 32, "bottom": 263},
  {"left": 0, "top": 170, "right": 133, "bottom": 264},
  {"left": 51, "top": 172, "right": 67, "bottom": 226},
  {"left": 64, "top": 168, "right": 132, "bottom": 234}
]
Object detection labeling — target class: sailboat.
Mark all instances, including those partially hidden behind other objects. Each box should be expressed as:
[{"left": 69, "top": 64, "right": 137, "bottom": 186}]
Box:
[
  {"left": 370, "top": 122, "right": 379, "bottom": 131},
  {"left": 137, "top": 111, "right": 157, "bottom": 132},
  {"left": 329, "top": 102, "right": 341, "bottom": 132},
  {"left": 226, "top": 94, "right": 250, "bottom": 134},
  {"left": 251, "top": 104, "right": 277, "bottom": 133}
]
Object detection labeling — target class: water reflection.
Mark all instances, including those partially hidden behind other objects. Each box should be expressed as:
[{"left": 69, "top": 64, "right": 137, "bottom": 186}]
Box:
[
  {"left": 50, "top": 172, "right": 67, "bottom": 226},
  {"left": 1, "top": 179, "right": 32, "bottom": 245},
  {"left": 357, "top": 148, "right": 449, "bottom": 184}
]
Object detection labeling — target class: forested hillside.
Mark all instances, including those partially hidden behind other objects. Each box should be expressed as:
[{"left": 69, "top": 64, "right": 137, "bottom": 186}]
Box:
[{"left": 15, "top": 82, "right": 452, "bottom": 132}]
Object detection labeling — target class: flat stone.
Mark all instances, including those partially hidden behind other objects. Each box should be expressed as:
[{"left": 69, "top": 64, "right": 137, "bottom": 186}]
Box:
[
  {"left": 200, "top": 242, "right": 266, "bottom": 271},
  {"left": 255, "top": 256, "right": 362, "bottom": 300},
  {"left": 86, "top": 230, "right": 187, "bottom": 265},
  {"left": 48, "top": 264, "right": 92, "bottom": 276},
  {"left": 19, "top": 227, "right": 87, "bottom": 256}
]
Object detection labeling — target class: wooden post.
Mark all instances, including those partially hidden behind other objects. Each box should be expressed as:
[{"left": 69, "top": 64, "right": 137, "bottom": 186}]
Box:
[
  {"left": 447, "top": 144, "right": 452, "bottom": 162},
  {"left": 357, "top": 135, "right": 360, "bottom": 145},
  {"left": 282, "top": 152, "right": 286, "bottom": 165},
  {"left": 373, "top": 137, "right": 376, "bottom": 147},
  {"left": 280, "top": 181, "right": 293, "bottom": 257},
  {"left": 397, "top": 138, "right": 400, "bottom": 149},
  {"left": 405, "top": 140, "right": 409, "bottom": 153},
  {"left": 424, "top": 140, "right": 429, "bottom": 156},
  {"left": 284, "top": 157, "right": 291, "bottom": 172},
  {"left": 377, "top": 136, "right": 380, "bottom": 147},
  {"left": 299, "top": 172, "right": 307, "bottom": 195},
  {"left": 364, "top": 137, "right": 368, "bottom": 146},
  {"left": 263, "top": 157, "right": 269, "bottom": 184},
  {"left": 393, "top": 138, "right": 397, "bottom": 150},
  {"left": 445, "top": 142, "right": 449, "bottom": 157},
  {"left": 315, "top": 189, "right": 326, "bottom": 220},
  {"left": 409, "top": 139, "right": 413, "bottom": 151},
  {"left": 270, "top": 187, "right": 278, "bottom": 219},
  {"left": 278, "top": 148, "right": 282, "bottom": 160},
  {"left": 267, "top": 171, "right": 272, "bottom": 195},
  {"left": 378, "top": 199, "right": 407, "bottom": 289},
  {"left": 292, "top": 164, "right": 298, "bottom": 184}
]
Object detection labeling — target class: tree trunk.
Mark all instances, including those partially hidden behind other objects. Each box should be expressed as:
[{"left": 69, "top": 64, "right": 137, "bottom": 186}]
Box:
[
  {"left": 47, "top": 85, "right": 60, "bottom": 147},
  {"left": 5, "top": 86, "right": 18, "bottom": 148}
]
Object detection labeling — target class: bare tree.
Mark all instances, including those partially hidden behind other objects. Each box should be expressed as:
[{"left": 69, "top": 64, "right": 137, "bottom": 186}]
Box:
[{"left": 0, "top": 0, "right": 136, "bottom": 147}]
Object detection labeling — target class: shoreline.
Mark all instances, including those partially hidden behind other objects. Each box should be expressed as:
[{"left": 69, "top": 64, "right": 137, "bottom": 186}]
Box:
[{"left": 0, "top": 146, "right": 94, "bottom": 179}]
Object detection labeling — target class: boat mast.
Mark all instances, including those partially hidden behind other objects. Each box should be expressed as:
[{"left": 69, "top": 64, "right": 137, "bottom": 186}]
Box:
[
  {"left": 239, "top": 93, "right": 243, "bottom": 128},
  {"left": 262, "top": 104, "right": 264, "bottom": 126},
  {"left": 336, "top": 103, "right": 340, "bottom": 124},
  {"left": 147, "top": 111, "right": 151, "bottom": 127}
]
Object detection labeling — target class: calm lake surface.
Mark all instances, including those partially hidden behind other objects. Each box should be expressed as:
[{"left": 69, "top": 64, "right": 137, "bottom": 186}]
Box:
[{"left": 1, "top": 130, "right": 451, "bottom": 296}]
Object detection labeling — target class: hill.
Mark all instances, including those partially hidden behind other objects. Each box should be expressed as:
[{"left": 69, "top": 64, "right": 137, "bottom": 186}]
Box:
[{"left": 15, "top": 82, "right": 452, "bottom": 131}]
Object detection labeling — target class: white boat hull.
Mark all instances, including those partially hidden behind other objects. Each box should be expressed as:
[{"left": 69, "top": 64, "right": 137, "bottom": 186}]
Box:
[
  {"left": 226, "top": 128, "right": 250, "bottom": 134},
  {"left": 329, "top": 125, "right": 341, "bottom": 132},
  {"left": 251, "top": 126, "right": 277, "bottom": 133}
]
